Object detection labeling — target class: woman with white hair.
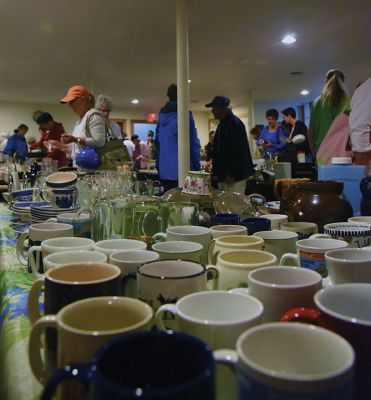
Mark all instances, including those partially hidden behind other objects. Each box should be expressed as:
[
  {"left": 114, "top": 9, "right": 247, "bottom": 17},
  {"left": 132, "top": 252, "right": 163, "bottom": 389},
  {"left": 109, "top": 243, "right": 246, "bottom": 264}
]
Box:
[{"left": 95, "top": 94, "right": 122, "bottom": 139}]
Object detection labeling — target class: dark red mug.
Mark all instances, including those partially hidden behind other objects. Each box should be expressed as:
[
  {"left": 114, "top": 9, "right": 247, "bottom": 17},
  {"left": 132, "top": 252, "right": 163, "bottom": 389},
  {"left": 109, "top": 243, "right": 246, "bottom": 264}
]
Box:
[{"left": 281, "top": 283, "right": 371, "bottom": 400}]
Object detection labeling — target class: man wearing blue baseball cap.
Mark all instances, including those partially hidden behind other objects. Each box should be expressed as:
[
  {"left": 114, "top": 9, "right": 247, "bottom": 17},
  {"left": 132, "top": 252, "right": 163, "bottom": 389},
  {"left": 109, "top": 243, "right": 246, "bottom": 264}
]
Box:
[{"left": 205, "top": 96, "right": 254, "bottom": 193}]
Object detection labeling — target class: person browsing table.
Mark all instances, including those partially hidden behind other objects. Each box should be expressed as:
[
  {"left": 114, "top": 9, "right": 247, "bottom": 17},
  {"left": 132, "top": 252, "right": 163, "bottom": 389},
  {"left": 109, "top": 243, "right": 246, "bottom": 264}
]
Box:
[{"left": 205, "top": 96, "right": 254, "bottom": 194}]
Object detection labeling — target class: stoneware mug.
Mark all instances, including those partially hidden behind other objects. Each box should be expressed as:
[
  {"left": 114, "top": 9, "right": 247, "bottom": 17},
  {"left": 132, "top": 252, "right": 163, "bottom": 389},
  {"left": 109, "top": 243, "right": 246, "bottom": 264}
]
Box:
[
  {"left": 28, "top": 237, "right": 95, "bottom": 278},
  {"left": 29, "top": 296, "right": 152, "bottom": 385},
  {"left": 281, "top": 283, "right": 371, "bottom": 400},
  {"left": 214, "top": 322, "right": 355, "bottom": 400},
  {"left": 155, "top": 290, "right": 263, "bottom": 349},
  {"left": 16, "top": 222, "right": 73, "bottom": 271},
  {"left": 243, "top": 266, "right": 322, "bottom": 322},
  {"left": 152, "top": 241, "right": 203, "bottom": 263},
  {"left": 213, "top": 249, "right": 277, "bottom": 290},
  {"left": 135, "top": 260, "right": 218, "bottom": 312},
  {"left": 42, "top": 330, "right": 218, "bottom": 400},
  {"left": 208, "top": 234, "right": 264, "bottom": 265},
  {"left": 154, "top": 225, "right": 212, "bottom": 265},
  {"left": 323, "top": 222, "right": 371, "bottom": 248},
  {"left": 325, "top": 248, "right": 371, "bottom": 284},
  {"left": 280, "top": 237, "right": 348, "bottom": 277}
]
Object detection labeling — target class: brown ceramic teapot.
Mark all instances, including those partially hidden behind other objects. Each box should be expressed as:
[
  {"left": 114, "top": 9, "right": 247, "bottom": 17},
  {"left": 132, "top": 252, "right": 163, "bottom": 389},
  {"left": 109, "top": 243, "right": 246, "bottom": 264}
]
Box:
[
  {"left": 290, "top": 180, "right": 353, "bottom": 232},
  {"left": 274, "top": 178, "right": 309, "bottom": 214}
]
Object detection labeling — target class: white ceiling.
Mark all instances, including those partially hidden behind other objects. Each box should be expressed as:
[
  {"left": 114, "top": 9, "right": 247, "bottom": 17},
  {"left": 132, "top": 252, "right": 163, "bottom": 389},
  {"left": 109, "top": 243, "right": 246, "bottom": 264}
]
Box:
[{"left": 0, "top": 0, "right": 370, "bottom": 112}]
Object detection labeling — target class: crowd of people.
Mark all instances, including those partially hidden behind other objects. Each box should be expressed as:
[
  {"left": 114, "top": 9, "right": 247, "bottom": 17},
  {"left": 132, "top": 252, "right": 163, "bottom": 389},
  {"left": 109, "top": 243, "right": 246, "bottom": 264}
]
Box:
[{"left": 1, "top": 68, "right": 370, "bottom": 193}]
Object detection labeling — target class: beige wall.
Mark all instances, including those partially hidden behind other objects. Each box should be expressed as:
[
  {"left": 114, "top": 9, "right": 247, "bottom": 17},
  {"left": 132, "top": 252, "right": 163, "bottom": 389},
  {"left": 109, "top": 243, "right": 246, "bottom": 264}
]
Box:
[{"left": 0, "top": 101, "right": 211, "bottom": 146}]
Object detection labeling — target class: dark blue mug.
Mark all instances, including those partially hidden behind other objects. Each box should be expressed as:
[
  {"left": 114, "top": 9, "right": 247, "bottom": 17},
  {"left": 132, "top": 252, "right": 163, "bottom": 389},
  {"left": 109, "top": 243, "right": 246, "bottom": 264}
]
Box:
[
  {"left": 240, "top": 217, "right": 271, "bottom": 235},
  {"left": 42, "top": 330, "right": 216, "bottom": 400},
  {"left": 212, "top": 213, "right": 240, "bottom": 226}
]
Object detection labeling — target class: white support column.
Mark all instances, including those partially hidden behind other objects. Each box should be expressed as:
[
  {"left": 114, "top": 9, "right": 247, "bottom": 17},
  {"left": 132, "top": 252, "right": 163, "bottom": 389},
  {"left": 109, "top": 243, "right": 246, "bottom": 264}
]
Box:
[{"left": 176, "top": 0, "right": 190, "bottom": 187}]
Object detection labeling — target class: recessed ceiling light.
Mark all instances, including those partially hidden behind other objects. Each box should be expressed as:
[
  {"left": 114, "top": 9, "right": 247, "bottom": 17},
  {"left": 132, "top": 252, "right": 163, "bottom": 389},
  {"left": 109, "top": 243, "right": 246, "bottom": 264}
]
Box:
[
  {"left": 131, "top": 99, "right": 139, "bottom": 104},
  {"left": 301, "top": 89, "right": 309, "bottom": 96},
  {"left": 281, "top": 35, "right": 296, "bottom": 45},
  {"left": 188, "top": 79, "right": 192, "bottom": 83}
]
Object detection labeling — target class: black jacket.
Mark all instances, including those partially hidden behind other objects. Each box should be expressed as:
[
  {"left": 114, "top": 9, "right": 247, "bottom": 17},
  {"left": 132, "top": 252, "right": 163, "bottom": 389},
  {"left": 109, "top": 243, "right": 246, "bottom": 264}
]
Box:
[{"left": 212, "top": 111, "right": 254, "bottom": 182}]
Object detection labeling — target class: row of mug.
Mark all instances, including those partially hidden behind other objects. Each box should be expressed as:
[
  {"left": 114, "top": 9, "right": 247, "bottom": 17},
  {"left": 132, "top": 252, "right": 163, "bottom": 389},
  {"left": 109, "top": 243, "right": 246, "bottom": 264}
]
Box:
[
  {"left": 31, "top": 279, "right": 371, "bottom": 399},
  {"left": 17, "top": 220, "right": 371, "bottom": 283}
]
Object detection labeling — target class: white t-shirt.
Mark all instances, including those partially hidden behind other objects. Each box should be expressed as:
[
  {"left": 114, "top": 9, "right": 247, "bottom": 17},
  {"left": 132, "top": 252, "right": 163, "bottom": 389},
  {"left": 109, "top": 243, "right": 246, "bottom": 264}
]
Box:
[
  {"left": 349, "top": 78, "right": 371, "bottom": 153},
  {"left": 110, "top": 121, "right": 122, "bottom": 139},
  {"left": 124, "top": 140, "right": 135, "bottom": 158}
]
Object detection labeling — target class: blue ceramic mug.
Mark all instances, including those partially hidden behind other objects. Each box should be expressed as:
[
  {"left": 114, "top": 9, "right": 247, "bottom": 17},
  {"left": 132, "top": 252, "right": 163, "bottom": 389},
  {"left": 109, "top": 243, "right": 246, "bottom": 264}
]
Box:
[
  {"left": 41, "top": 330, "right": 216, "bottom": 400},
  {"left": 240, "top": 217, "right": 271, "bottom": 235},
  {"left": 213, "top": 213, "right": 240, "bottom": 226}
]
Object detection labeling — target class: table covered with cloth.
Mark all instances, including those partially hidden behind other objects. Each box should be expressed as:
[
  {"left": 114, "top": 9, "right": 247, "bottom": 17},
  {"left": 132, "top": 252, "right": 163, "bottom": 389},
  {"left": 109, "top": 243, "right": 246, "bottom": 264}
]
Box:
[{"left": 0, "top": 202, "right": 42, "bottom": 400}]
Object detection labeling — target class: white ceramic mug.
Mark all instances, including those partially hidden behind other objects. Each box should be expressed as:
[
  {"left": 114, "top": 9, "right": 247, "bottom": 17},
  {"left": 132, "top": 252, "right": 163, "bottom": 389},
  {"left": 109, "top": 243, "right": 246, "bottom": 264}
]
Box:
[
  {"left": 208, "top": 235, "right": 264, "bottom": 265},
  {"left": 210, "top": 225, "right": 247, "bottom": 239},
  {"left": 325, "top": 248, "right": 371, "bottom": 284},
  {"left": 253, "top": 230, "right": 297, "bottom": 260},
  {"left": 136, "top": 260, "right": 218, "bottom": 311},
  {"left": 281, "top": 222, "right": 318, "bottom": 239},
  {"left": 152, "top": 241, "right": 203, "bottom": 262},
  {"left": 323, "top": 222, "right": 371, "bottom": 248},
  {"left": 215, "top": 322, "right": 355, "bottom": 400},
  {"left": 214, "top": 250, "right": 277, "bottom": 290},
  {"left": 280, "top": 238, "right": 348, "bottom": 277},
  {"left": 109, "top": 250, "right": 160, "bottom": 297},
  {"left": 93, "top": 239, "right": 147, "bottom": 256},
  {"left": 155, "top": 290, "right": 263, "bottom": 349},
  {"left": 261, "top": 214, "right": 288, "bottom": 230},
  {"left": 154, "top": 226, "right": 211, "bottom": 265},
  {"left": 348, "top": 216, "right": 371, "bottom": 224},
  {"left": 16, "top": 222, "right": 73, "bottom": 266},
  {"left": 47, "top": 212, "right": 92, "bottom": 238},
  {"left": 243, "top": 266, "right": 322, "bottom": 322},
  {"left": 43, "top": 250, "right": 107, "bottom": 271},
  {"left": 28, "top": 237, "right": 95, "bottom": 278}
]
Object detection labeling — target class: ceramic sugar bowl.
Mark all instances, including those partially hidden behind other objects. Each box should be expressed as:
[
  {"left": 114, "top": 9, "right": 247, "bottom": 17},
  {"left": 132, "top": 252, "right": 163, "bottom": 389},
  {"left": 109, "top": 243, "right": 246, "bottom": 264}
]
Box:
[{"left": 183, "top": 171, "right": 212, "bottom": 196}]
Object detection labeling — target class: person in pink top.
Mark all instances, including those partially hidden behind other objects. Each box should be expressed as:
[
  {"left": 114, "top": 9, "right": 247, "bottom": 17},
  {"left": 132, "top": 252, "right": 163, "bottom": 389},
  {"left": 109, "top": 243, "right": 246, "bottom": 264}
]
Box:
[{"left": 131, "top": 135, "right": 150, "bottom": 169}]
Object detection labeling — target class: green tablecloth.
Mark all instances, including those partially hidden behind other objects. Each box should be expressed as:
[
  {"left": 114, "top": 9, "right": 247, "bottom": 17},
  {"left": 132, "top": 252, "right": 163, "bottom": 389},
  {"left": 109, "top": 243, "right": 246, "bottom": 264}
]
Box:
[{"left": 0, "top": 203, "right": 42, "bottom": 400}]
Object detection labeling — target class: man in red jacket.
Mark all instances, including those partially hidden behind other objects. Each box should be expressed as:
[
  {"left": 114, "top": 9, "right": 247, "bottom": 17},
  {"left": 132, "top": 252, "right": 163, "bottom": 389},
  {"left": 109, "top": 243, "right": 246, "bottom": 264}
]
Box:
[{"left": 30, "top": 112, "right": 68, "bottom": 167}]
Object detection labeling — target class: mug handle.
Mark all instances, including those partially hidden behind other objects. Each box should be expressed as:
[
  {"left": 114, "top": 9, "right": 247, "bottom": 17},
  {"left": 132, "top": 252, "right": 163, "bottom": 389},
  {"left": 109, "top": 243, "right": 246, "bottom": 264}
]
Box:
[
  {"left": 280, "top": 307, "right": 324, "bottom": 326},
  {"left": 28, "top": 245, "right": 42, "bottom": 278},
  {"left": 155, "top": 304, "right": 178, "bottom": 330},
  {"left": 213, "top": 348, "right": 239, "bottom": 370},
  {"left": 40, "top": 189, "right": 51, "bottom": 203},
  {"left": 121, "top": 272, "right": 137, "bottom": 296},
  {"left": 45, "top": 218, "right": 57, "bottom": 223},
  {"left": 41, "top": 364, "right": 92, "bottom": 400},
  {"left": 279, "top": 253, "right": 299, "bottom": 267},
  {"left": 207, "top": 239, "right": 216, "bottom": 265},
  {"left": 153, "top": 232, "right": 166, "bottom": 241},
  {"left": 139, "top": 209, "right": 160, "bottom": 236},
  {"left": 16, "top": 231, "right": 29, "bottom": 265},
  {"left": 29, "top": 315, "right": 58, "bottom": 384},
  {"left": 206, "top": 266, "right": 219, "bottom": 290},
  {"left": 27, "top": 276, "right": 45, "bottom": 324}
]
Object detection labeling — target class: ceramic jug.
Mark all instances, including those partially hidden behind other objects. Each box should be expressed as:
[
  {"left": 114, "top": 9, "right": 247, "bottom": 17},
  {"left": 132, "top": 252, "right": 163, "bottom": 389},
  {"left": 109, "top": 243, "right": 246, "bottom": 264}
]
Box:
[
  {"left": 360, "top": 176, "right": 371, "bottom": 216},
  {"left": 290, "top": 180, "right": 353, "bottom": 232},
  {"left": 274, "top": 178, "right": 309, "bottom": 214}
]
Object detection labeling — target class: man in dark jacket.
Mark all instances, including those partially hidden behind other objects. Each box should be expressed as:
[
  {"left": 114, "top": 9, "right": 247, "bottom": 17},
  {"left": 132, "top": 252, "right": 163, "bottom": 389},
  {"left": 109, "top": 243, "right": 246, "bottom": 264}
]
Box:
[{"left": 205, "top": 96, "right": 254, "bottom": 193}]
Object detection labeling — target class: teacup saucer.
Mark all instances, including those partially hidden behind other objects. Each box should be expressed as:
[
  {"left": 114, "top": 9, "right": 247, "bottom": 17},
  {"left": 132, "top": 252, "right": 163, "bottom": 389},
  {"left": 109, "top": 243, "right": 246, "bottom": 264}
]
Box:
[{"left": 12, "top": 223, "right": 31, "bottom": 234}]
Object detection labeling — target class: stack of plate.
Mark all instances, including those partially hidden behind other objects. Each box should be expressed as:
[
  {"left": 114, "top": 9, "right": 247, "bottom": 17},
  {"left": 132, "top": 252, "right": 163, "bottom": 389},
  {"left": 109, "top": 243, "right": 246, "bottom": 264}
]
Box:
[
  {"left": 11, "top": 201, "right": 49, "bottom": 223},
  {"left": 30, "top": 203, "right": 80, "bottom": 223}
]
